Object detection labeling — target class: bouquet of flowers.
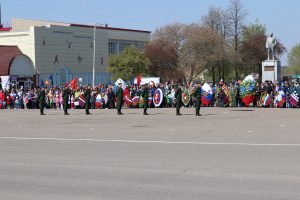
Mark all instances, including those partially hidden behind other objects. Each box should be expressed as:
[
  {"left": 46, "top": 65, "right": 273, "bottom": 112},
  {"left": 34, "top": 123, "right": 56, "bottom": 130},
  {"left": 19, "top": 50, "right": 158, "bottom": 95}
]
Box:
[{"left": 239, "top": 75, "right": 256, "bottom": 106}]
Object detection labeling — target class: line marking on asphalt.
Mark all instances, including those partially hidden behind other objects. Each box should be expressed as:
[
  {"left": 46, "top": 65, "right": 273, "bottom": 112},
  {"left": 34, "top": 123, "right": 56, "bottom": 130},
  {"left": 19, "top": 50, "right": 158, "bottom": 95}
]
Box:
[{"left": 0, "top": 137, "right": 300, "bottom": 146}]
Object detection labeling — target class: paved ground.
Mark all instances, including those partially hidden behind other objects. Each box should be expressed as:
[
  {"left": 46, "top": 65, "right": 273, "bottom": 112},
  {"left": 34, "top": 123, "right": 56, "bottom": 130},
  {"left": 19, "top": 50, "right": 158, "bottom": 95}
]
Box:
[{"left": 0, "top": 107, "right": 300, "bottom": 200}]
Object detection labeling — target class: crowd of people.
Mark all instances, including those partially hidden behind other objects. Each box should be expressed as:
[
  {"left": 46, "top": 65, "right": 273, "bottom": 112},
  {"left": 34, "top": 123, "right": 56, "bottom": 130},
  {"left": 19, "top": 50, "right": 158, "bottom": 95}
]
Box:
[{"left": 0, "top": 80, "right": 299, "bottom": 112}]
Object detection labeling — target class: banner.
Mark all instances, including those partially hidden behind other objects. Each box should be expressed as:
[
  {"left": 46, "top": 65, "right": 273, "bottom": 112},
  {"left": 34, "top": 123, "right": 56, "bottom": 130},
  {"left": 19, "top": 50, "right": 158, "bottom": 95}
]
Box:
[
  {"left": 290, "top": 91, "right": 299, "bottom": 107},
  {"left": 201, "top": 83, "right": 213, "bottom": 106},
  {"left": 260, "top": 93, "right": 271, "bottom": 107},
  {"left": 95, "top": 94, "right": 102, "bottom": 108},
  {"left": 1, "top": 76, "right": 10, "bottom": 90},
  {"left": 153, "top": 88, "right": 163, "bottom": 107},
  {"left": 69, "top": 78, "right": 77, "bottom": 90}
]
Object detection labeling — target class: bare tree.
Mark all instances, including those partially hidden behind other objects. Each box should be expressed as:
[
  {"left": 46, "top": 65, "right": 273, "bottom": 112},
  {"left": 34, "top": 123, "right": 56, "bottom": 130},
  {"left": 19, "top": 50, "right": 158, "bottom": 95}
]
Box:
[
  {"left": 145, "top": 39, "right": 183, "bottom": 82},
  {"left": 152, "top": 23, "right": 185, "bottom": 53},
  {"left": 180, "top": 24, "right": 225, "bottom": 83},
  {"left": 202, "top": 6, "right": 230, "bottom": 39},
  {"left": 145, "top": 23, "right": 186, "bottom": 82},
  {"left": 202, "top": 7, "right": 230, "bottom": 82},
  {"left": 228, "top": 0, "right": 248, "bottom": 80}
]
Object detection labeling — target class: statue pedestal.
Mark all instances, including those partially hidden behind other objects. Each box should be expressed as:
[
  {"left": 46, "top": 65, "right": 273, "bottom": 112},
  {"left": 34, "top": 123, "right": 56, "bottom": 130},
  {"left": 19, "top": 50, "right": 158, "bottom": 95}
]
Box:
[{"left": 262, "top": 60, "right": 281, "bottom": 82}]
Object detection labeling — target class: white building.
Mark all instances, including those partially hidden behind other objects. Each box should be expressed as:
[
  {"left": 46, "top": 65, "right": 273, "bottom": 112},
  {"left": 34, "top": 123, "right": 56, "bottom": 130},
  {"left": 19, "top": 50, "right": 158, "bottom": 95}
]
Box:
[{"left": 0, "top": 18, "right": 150, "bottom": 87}]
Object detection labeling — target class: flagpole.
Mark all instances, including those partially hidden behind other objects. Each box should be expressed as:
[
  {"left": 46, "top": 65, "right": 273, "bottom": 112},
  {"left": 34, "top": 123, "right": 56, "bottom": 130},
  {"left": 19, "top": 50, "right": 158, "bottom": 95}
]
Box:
[{"left": 92, "top": 24, "right": 96, "bottom": 87}]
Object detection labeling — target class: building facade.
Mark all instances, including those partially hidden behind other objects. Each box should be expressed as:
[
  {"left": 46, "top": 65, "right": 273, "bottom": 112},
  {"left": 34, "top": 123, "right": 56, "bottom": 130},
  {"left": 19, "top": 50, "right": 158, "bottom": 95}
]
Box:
[{"left": 0, "top": 18, "right": 150, "bottom": 87}]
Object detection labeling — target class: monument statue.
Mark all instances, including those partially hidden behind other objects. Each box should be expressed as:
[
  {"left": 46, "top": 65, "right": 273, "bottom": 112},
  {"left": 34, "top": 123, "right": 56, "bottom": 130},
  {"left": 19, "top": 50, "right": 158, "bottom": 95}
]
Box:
[{"left": 266, "top": 33, "right": 277, "bottom": 60}]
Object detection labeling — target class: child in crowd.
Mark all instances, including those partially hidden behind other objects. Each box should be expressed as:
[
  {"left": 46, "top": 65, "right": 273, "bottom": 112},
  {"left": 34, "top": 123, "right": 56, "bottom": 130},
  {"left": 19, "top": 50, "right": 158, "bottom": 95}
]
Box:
[
  {"left": 55, "top": 94, "right": 60, "bottom": 109},
  {"left": 15, "top": 96, "right": 21, "bottom": 109}
]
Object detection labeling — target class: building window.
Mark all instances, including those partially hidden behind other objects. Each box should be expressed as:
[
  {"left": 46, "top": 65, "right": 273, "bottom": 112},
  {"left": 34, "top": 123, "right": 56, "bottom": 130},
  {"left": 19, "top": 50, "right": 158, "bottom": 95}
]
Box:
[
  {"left": 108, "top": 40, "right": 146, "bottom": 55},
  {"left": 109, "top": 41, "right": 118, "bottom": 55}
]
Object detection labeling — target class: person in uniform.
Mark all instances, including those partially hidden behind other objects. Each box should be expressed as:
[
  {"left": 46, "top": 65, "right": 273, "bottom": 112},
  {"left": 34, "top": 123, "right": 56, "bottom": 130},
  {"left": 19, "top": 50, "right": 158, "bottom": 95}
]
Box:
[
  {"left": 38, "top": 87, "right": 46, "bottom": 115},
  {"left": 194, "top": 82, "right": 202, "bottom": 116},
  {"left": 62, "top": 86, "right": 71, "bottom": 115},
  {"left": 229, "top": 82, "right": 237, "bottom": 107},
  {"left": 141, "top": 83, "right": 149, "bottom": 115},
  {"left": 175, "top": 84, "right": 182, "bottom": 115},
  {"left": 84, "top": 85, "right": 92, "bottom": 115},
  {"left": 116, "top": 83, "right": 124, "bottom": 115}
]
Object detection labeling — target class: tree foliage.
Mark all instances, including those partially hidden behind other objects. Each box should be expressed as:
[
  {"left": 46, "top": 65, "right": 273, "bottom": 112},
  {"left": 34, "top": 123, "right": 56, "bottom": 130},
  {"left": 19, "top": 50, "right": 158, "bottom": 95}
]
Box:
[
  {"left": 180, "top": 24, "right": 225, "bottom": 82},
  {"left": 202, "top": 6, "right": 231, "bottom": 83},
  {"left": 288, "top": 43, "right": 300, "bottom": 74},
  {"left": 228, "top": 0, "right": 248, "bottom": 80},
  {"left": 145, "top": 38, "right": 183, "bottom": 82},
  {"left": 107, "top": 47, "right": 150, "bottom": 81},
  {"left": 146, "top": 23, "right": 225, "bottom": 83},
  {"left": 240, "top": 22, "right": 267, "bottom": 77},
  {"left": 143, "top": 0, "right": 287, "bottom": 83}
]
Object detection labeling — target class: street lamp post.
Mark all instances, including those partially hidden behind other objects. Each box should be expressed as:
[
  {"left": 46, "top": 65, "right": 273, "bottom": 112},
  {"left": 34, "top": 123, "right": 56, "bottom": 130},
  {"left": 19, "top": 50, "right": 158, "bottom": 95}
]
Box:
[
  {"left": 92, "top": 25, "right": 96, "bottom": 87},
  {"left": 92, "top": 23, "right": 104, "bottom": 87}
]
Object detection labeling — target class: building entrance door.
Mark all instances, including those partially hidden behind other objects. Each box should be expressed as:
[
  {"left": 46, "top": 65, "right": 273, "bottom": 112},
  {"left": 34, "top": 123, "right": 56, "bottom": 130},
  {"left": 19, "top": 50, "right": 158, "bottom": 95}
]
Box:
[{"left": 18, "top": 81, "right": 25, "bottom": 89}]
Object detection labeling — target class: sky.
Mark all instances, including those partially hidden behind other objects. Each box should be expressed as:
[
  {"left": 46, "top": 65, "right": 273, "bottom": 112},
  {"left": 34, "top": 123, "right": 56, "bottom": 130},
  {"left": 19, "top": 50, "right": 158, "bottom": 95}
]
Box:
[{"left": 1, "top": 0, "right": 300, "bottom": 65}]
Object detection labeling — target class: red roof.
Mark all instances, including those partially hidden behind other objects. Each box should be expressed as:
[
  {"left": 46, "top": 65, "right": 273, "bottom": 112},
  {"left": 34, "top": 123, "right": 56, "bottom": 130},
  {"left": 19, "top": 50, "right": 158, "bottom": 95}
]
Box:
[
  {"left": 70, "top": 23, "right": 151, "bottom": 34},
  {"left": 0, "top": 27, "right": 12, "bottom": 32},
  {"left": 0, "top": 45, "right": 23, "bottom": 75}
]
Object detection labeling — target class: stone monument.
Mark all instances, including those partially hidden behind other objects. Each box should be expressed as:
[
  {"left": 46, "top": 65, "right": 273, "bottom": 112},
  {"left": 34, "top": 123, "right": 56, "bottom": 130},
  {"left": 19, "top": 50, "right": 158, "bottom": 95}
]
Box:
[{"left": 262, "top": 33, "right": 281, "bottom": 82}]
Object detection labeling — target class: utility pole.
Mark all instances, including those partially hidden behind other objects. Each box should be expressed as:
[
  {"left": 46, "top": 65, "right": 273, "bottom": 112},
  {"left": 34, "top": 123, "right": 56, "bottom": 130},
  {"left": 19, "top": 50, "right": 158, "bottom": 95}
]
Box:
[
  {"left": 92, "top": 24, "right": 96, "bottom": 87},
  {"left": 0, "top": 3, "right": 3, "bottom": 28}
]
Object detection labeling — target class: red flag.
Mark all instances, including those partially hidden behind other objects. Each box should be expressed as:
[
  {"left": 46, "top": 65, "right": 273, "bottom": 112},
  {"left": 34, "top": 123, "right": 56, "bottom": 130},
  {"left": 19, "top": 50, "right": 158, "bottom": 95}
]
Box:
[
  {"left": 137, "top": 74, "right": 142, "bottom": 86},
  {"left": 69, "top": 78, "right": 77, "bottom": 90}
]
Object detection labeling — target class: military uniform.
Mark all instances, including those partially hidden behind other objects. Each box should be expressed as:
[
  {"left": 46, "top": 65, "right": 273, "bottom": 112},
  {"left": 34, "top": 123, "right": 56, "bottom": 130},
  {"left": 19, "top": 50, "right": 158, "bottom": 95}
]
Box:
[
  {"left": 38, "top": 88, "right": 46, "bottom": 115},
  {"left": 84, "top": 87, "right": 91, "bottom": 115},
  {"left": 229, "top": 84, "right": 237, "bottom": 107},
  {"left": 175, "top": 86, "right": 182, "bottom": 115},
  {"left": 62, "top": 87, "right": 71, "bottom": 115},
  {"left": 194, "top": 85, "right": 202, "bottom": 116},
  {"left": 141, "top": 85, "right": 149, "bottom": 115},
  {"left": 116, "top": 85, "right": 124, "bottom": 115}
]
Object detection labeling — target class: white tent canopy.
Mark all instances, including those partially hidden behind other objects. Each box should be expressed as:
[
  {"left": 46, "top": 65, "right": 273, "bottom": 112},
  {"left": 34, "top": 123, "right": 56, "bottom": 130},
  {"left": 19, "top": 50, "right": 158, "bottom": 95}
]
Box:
[
  {"left": 114, "top": 78, "right": 126, "bottom": 86},
  {"left": 134, "top": 77, "right": 160, "bottom": 85}
]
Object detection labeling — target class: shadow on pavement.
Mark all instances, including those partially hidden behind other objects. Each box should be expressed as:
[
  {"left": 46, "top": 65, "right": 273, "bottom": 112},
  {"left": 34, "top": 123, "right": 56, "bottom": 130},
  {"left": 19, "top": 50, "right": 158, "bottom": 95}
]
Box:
[{"left": 230, "top": 109, "right": 255, "bottom": 112}]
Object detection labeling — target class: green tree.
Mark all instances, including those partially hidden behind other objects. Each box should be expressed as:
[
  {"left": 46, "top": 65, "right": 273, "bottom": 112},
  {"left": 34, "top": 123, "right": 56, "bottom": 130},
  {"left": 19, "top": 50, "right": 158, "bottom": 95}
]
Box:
[
  {"left": 240, "top": 22, "right": 286, "bottom": 79},
  {"left": 107, "top": 47, "right": 150, "bottom": 81},
  {"left": 242, "top": 21, "right": 266, "bottom": 40},
  {"left": 240, "top": 22, "right": 266, "bottom": 78},
  {"left": 288, "top": 43, "right": 300, "bottom": 74}
]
